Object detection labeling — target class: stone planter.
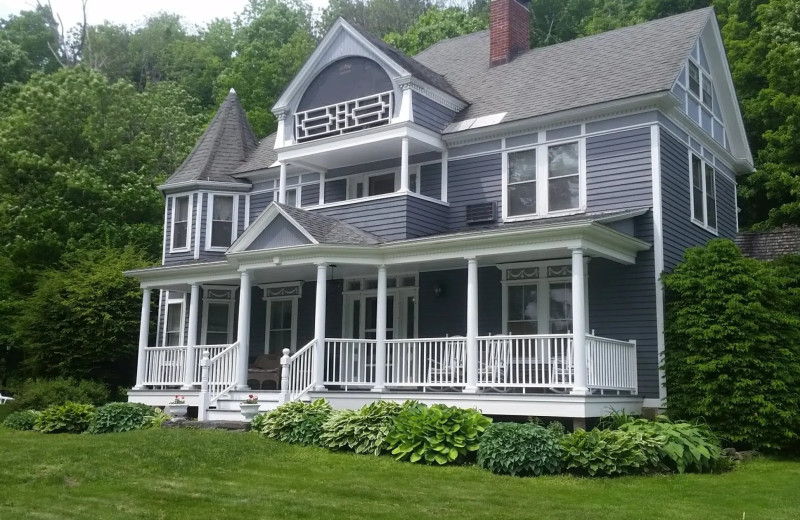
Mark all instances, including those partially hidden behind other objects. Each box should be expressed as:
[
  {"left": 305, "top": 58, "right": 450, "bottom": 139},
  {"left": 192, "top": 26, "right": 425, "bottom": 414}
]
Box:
[
  {"left": 167, "top": 403, "right": 188, "bottom": 419},
  {"left": 239, "top": 403, "right": 262, "bottom": 421}
]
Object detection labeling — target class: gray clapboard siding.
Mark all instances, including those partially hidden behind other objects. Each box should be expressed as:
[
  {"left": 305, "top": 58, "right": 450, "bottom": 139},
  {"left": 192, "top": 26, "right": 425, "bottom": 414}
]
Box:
[
  {"left": 588, "top": 213, "right": 659, "bottom": 399},
  {"left": 315, "top": 194, "right": 448, "bottom": 241},
  {"left": 660, "top": 130, "right": 738, "bottom": 272},
  {"left": 301, "top": 183, "right": 320, "bottom": 207},
  {"left": 249, "top": 191, "right": 274, "bottom": 224},
  {"left": 586, "top": 127, "right": 653, "bottom": 212},
  {"left": 418, "top": 267, "right": 503, "bottom": 338},
  {"left": 447, "top": 154, "right": 503, "bottom": 229},
  {"left": 238, "top": 195, "right": 246, "bottom": 236},
  {"left": 420, "top": 162, "right": 442, "bottom": 199},
  {"left": 163, "top": 195, "right": 195, "bottom": 265},
  {"left": 412, "top": 92, "right": 457, "bottom": 132}
]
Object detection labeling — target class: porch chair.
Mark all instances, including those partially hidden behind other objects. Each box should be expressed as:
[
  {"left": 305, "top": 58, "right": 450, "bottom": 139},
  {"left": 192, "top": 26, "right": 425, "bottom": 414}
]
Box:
[
  {"left": 426, "top": 335, "right": 465, "bottom": 389},
  {"left": 478, "top": 335, "right": 508, "bottom": 390},
  {"left": 0, "top": 393, "right": 13, "bottom": 405},
  {"left": 548, "top": 334, "right": 574, "bottom": 393},
  {"left": 247, "top": 354, "right": 281, "bottom": 390}
]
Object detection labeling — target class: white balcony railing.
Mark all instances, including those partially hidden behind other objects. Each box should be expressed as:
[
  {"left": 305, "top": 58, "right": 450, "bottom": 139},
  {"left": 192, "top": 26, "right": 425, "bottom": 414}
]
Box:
[
  {"left": 586, "top": 335, "right": 638, "bottom": 393},
  {"left": 295, "top": 91, "right": 393, "bottom": 143},
  {"left": 142, "top": 346, "right": 186, "bottom": 386},
  {"left": 324, "top": 338, "right": 377, "bottom": 387}
]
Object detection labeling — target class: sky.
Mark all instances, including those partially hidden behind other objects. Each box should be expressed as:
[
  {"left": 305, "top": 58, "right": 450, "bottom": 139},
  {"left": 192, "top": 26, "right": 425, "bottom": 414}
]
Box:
[{"left": 0, "top": 0, "right": 330, "bottom": 29}]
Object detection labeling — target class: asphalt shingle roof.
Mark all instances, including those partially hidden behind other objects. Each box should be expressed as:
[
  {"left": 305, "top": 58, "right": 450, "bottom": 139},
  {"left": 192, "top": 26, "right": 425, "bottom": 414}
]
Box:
[
  {"left": 414, "top": 8, "right": 713, "bottom": 128},
  {"left": 234, "top": 132, "right": 278, "bottom": 175},
  {"left": 163, "top": 90, "right": 258, "bottom": 186},
  {"left": 277, "top": 203, "right": 383, "bottom": 245},
  {"left": 735, "top": 228, "right": 800, "bottom": 261}
]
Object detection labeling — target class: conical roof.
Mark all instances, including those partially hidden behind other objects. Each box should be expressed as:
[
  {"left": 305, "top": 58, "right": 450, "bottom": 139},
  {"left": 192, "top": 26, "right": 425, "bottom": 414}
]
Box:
[{"left": 162, "top": 89, "right": 258, "bottom": 186}]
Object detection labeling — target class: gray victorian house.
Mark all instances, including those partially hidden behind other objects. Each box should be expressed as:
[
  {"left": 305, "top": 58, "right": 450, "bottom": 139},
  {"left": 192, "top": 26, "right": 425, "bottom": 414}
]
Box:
[{"left": 126, "top": 2, "right": 751, "bottom": 425}]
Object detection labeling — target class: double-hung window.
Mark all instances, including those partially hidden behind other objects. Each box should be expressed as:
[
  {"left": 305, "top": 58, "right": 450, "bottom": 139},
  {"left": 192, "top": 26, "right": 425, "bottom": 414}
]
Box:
[
  {"left": 505, "top": 140, "right": 582, "bottom": 219},
  {"left": 503, "top": 264, "right": 577, "bottom": 335},
  {"left": 171, "top": 195, "right": 190, "bottom": 251},
  {"left": 209, "top": 195, "right": 234, "bottom": 248},
  {"left": 690, "top": 153, "right": 717, "bottom": 231},
  {"left": 688, "top": 60, "right": 713, "bottom": 111},
  {"left": 163, "top": 296, "right": 185, "bottom": 346}
]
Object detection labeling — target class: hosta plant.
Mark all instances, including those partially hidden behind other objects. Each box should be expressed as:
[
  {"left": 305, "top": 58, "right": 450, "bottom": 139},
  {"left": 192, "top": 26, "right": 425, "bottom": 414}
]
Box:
[
  {"left": 321, "top": 401, "right": 403, "bottom": 455},
  {"left": 560, "top": 428, "right": 662, "bottom": 477},
  {"left": 88, "top": 402, "right": 156, "bottom": 434},
  {"left": 256, "top": 399, "right": 332, "bottom": 446},
  {"left": 385, "top": 402, "right": 492, "bottom": 465},
  {"left": 3, "top": 410, "right": 40, "bottom": 431},
  {"left": 477, "top": 422, "right": 562, "bottom": 476},
  {"left": 35, "top": 402, "right": 97, "bottom": 434}
]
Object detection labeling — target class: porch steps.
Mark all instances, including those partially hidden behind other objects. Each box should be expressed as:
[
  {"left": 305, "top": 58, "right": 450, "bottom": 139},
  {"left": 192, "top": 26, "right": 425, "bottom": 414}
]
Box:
[{"left": 206, "top": 390, "right": 283, "bottom": 421}]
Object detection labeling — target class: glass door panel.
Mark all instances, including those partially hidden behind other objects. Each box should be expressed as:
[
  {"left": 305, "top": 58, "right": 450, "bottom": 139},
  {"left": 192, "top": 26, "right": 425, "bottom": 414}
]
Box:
[
  {"left": 205, "top": 302, "right": 230, "bottom": 345},
  {"left": 267, "top": 299, "right": 294, "bottom": 354}
]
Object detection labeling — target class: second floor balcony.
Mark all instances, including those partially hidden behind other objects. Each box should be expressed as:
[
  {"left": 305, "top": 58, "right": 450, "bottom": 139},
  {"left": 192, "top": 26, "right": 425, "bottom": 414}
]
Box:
[{"left": 295, "top": 90, "right": 394, "bottom": 143}]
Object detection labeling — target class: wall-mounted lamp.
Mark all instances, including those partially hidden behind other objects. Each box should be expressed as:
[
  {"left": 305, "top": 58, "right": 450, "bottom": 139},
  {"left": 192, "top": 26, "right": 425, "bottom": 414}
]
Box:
[{"left": 433, "top": 283, "right": 445, "bottom": 298}]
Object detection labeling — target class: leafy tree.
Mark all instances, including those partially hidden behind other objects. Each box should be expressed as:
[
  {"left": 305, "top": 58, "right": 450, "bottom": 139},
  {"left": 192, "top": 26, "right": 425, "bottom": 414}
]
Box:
[
  {"left": 16, "top": 247, "right": 154, "bottom": 388},
  {"left": 0, "top": 4, "right": 60, "bottom": 73},
  {"left": 384, "top": 7, "right": 487, "bottom": 55},
  {"left": 320, "top": 0, "right": 434, "bottom": 38},
  {"left": 663, "top": 239, "right": 800, "bottom": 449},
  {"left": 0, "top": 36, "right": 33, "bottom": 89}
]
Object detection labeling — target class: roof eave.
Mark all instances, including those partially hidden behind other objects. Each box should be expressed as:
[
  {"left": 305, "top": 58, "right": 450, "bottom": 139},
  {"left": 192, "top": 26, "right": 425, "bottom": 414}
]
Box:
[{"left": 158, "top": 180, "right": 252, "bottom": 193}]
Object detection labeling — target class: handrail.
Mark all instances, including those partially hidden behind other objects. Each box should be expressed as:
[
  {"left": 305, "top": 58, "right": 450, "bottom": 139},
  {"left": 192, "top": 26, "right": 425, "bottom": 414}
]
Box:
[
  {"left": 142, "top": 345, "right": 186, "bottom": 386},
  {"left": 287, "top": 340, "right": 315, "bottom": 401},
  {"left": 207, "top": 341, "right": 239, "bottom": 405}
]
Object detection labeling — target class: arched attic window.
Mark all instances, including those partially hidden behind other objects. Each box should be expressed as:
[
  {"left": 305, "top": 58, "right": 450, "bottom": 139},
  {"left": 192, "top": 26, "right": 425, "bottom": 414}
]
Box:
[{"left": 295, "top": 57, "right": 395, "bottom": 142}]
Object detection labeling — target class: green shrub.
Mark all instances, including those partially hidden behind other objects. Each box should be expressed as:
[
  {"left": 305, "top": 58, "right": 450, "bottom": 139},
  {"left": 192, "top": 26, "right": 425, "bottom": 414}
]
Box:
[
  {"left": 35, "top": 402, "right": 97, "bottom": 434},
  {"left": 256, "top": 399, "right": 332, "bottom": 446},
  {"left": 7, "top": 378, "right": 109, "bottom": 412},
  {"left": 3, "top": 410, "right": 40, "bottom": 431},
  {"left": 321, "top": 401, "right": 403, "bottom": 455},
  {"left": 560, "top": 428, "right": 661, "bottom": 477},
  {"left": 88, "top": 402, "right": 155, "bottom": 434},
  {"left": 477, "top": 422, "right": 562, "bottom": 476},
  {"left": 144, "top": 408, "right": 170, "bottom": 429},
  {"left": 385, "top": 402, "right": 491, "bottom": 465},
  {"left": 663, "top": 240, "right": 800, "bottom": 450},
  {"left": 250, "top": 413, "right": 268, "bottom": 432},
  {"left": 615, "top": 416, "right": 722, "bottom": 473}
]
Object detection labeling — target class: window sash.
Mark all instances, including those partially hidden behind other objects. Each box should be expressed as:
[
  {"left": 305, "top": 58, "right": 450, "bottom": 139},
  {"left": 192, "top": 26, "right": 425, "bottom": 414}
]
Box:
[
  {"left": 506, "top": 141, "right": 581, "bottom": 218},
  {"left": 690, "top": 153, "right": 718, "bottom": 231},
  {"left": 164, "top": 302, "right": 183, "bottom": 346},
  {"left": 688, "top": 61, "right": 700, "bottom": 96},
  {"left": 210, "top": 195, "right": 234, "bottom": 248},
  {"left": 172, "top": 196, "right": 190, "bottom": 250}
]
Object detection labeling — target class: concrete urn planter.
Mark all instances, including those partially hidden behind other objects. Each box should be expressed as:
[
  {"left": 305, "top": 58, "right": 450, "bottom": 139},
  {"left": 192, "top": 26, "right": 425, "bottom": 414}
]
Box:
[
  {"left": 239, "top": 403, "right": 262, "bottom": 421},
  {"left": 167, "top": 404, "right": 188, "bottom": 419}
]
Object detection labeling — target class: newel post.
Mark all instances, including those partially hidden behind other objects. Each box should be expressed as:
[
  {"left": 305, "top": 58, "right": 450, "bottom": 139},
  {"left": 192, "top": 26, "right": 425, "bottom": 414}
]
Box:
[
  {"left": 279, "top": 348, "right": 291, "bottom": 404},
  {"left": 198, "top": 350, "right": 210, "bottom": 421}
]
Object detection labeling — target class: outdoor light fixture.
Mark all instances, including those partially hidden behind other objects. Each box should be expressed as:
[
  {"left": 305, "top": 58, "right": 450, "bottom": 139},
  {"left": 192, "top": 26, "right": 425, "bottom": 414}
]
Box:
[{"left": 433, "top": 283, "right": 444, "bottom": 298}]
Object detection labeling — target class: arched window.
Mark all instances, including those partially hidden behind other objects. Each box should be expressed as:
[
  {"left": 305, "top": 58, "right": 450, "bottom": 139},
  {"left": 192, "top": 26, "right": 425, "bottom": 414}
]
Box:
[{"left": 298, "top": 57, "right": 392, "bottom": 111}]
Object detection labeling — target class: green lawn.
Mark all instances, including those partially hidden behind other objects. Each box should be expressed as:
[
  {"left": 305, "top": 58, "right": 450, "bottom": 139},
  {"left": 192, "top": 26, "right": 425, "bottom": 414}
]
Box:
[{"left": 1, "top": 427, "right": 799, "bottom": 520}]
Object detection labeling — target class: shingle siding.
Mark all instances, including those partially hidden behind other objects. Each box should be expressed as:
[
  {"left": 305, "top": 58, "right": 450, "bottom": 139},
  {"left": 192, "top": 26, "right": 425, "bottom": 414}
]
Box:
[
  {"left": 406, "top": 196, "right": 449, "bottom": 238},
  {"left": 412, "top": 92, "right": 457, "bottom": 132},
  {"left": 660, "top": 130, "right": 737, "bottom": 272},
  {"left": 447, "top": 154, "right": 502, "bottom": 229},
  {"left": 586, "top": 127, "right": 653, "bottom": 212},
  {"left": 420, "top": 162, "right": 442, "bottom": 200},
  {"left": 250, "top": 191, "right": 274, "bottom": 223},
  {"left": 588, "top": 214, "right": 659, "bottom": 398}
]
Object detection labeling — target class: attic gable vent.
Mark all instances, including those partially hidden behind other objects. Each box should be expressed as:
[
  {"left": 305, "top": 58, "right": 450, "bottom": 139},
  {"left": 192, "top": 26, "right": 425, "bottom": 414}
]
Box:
[{"left": 465, "top": 202, "right": 497, "bottom": 225}]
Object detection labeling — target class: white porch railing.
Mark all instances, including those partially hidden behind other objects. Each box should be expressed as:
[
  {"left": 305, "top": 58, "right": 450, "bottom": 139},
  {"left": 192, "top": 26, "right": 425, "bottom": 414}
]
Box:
[
  {"left": 142, "top": 346, "right": 186, "bottom": 386},
  {"left": 477, "top": 334, "right": 574, "bottom": 390},
  {"left": 324, "top": 339, "right": 377, "bottom": 387},
  {"left": 206, "top": 341, "right": 239, "bottom": 404},
  {"left": 192, "top": 345, "right": 230, "bottom": 385},
  {"left": 287, "top": 340, "right": 315, "bottom": 400},
  {"left": 587, "top": 335, "right": 638, "bottom": 393},
  {"left": 295, "top": 91, "right": 393, "bottom": 142},
  {"left": 385, "top": 337, "right": 466, "bottom": 388}
]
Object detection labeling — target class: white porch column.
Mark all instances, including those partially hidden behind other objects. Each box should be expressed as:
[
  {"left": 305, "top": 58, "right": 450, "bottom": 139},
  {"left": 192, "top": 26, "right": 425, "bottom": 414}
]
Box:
[
  {"left": 313, "top": 263, "right": 327, "bottom": 391},
  {"left": 571, "top": 248, "right": 590, "bottom": 395},
  {"left": 399, "top": 137, "right": 410, "bottom": 192},
  {"left": 133, "top": 288, "right": 152, "bottom": 390},
  {"left": 182, "top": 283, "right": 201, "bottom": 389},
  {"left": 278, "top": 162, "right": 287, "bottom": 204},
  {"left": 441, "top": 149, "right": 448, "bottom": 202},
  {"left": 236, "top": 270, "right": 252, "bottom": 390},
  {"left": 372, "top": 265, "right": 388, "bottom": 392},
  {"left": 464, "top": 257, "right": 479, "bottom": 393}
]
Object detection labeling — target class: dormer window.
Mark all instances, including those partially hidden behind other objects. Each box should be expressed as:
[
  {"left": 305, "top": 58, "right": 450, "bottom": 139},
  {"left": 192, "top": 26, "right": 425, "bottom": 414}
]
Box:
[
  {"left": 170, "top": 195, "right": 191, "bottom": 252},
  {"left": 209, "top": 194, "right": 234, "bottom": 249}
]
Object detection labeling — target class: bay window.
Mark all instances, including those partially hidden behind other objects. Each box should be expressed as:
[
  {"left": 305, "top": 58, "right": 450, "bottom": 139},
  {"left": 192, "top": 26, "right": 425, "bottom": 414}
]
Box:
[
  {"left": 209, "top": 195, "right": 234, "bottom": 249},
  {"left": 505, "top": 140, "right": 583, "bottom": 219},
  {"left": 170, "top": 195, "right": 190, "bottom": 251}
]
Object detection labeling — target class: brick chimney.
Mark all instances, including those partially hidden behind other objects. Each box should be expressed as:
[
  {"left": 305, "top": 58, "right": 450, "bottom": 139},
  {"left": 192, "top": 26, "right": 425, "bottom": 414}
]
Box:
[{"left": 490, "top": 0, "right": 531, "bottom": 67}]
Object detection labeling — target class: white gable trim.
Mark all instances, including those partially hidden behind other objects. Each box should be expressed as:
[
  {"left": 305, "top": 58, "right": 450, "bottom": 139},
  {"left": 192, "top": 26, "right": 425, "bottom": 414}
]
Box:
[{"left": 228, "top": 202, "right": 319, "bottom": 253}]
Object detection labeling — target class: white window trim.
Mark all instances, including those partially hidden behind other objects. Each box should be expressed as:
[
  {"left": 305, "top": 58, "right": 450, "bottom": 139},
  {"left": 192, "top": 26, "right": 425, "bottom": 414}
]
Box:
[
  {"left": 682, "top": 56, "right": 725, "bottom": 144},
  {"left": 260, "top": 282, "right": 303, "bottom": 354},
  {"left": 169, "top": 194, "right": 193, "bottom": 253},
  {"left": 162, "top": 294, "right": 186, "bottom": 347},
  {"left": 689, "top": 151, "right": 719, "bottom": 235},
  {"left": 200, "top": 285, "right": 237, "bottom": 345},
  {"left": 500, "top": 259, "right": 589, "bottom": 335},
  {"left": 501, "top": 138, "right": 586, "bottom": 222},
  {"left": 205, "top": 193, "right": 238, "bottom": 252}
]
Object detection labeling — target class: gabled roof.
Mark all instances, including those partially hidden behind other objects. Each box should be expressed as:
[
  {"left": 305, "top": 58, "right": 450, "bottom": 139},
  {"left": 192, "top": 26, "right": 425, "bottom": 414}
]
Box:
[
  {"left": 415, "top": 8, "right": 713, "bottom": 128},
  {"left": 234, "top": 132, "right": 278, "bottom": 175},
  {"left": 163, "top": 89, "right": 258, "bottom": 187},
  {"left": 735, "top": 228, "right": 800, "bottom": 261},
  {"left": 230, "top": 202, "right": 382, "bottom": 253}
]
